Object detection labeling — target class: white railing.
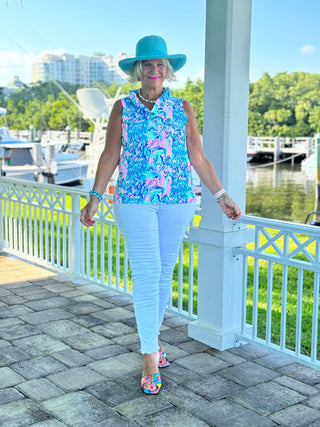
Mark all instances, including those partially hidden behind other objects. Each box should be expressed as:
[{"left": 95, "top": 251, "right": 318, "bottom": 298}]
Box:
[
  {"left": 0, "top": 177, "right": 198, "bottom": 320},
  {"left": 2, "top": 176, "right": 320, "bottom": 368},
  {"left": 234, "top": 215, "right": 320, "bottom": 368},
  {"left": 9, "top": 129, "right": 93, "bottom": 144},
  {"left": 247, "top": 136, "right": 314, "bottom": 159},
  {"left": 8, "top": 130, "right": 316, "bottom": 158}
]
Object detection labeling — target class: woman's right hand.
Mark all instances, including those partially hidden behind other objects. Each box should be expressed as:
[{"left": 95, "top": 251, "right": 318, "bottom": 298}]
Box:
[
  {"left": 219, "top": 196, "right": 241, "bottom": 220},
  {"left": 80, "top": 198, "right": 100, "bottom": 227}
]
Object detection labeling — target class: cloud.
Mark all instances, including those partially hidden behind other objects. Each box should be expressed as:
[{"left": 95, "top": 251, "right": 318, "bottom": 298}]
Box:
[
  {"left": 35, "top": 48, "right": 66, "bottom": 61},
  {"left": 0, "top": 50, "right": 34, "bottom": 68},
  {"left": 0, "top": 50, "right": 35, "bottom": 85},
  {"left": 300, "top": 45, "right": 316, "bottom": 54},
  {"left": 0, "top": 49, "right": 67, "bottom": 86}
]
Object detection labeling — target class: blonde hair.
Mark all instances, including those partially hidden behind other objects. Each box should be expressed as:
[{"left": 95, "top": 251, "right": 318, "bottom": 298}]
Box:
[{"left": 127, "top": 59, "right": 176, "bottom": 84}]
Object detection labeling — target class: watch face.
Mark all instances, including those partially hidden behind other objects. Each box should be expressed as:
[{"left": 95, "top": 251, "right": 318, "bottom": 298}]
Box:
[{"left": 50, "top": 160, "right": 58, "bottom": 175}]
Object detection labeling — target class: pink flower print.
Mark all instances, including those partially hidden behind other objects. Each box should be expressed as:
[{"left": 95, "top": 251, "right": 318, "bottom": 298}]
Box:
[
  {"left": 165, "top": 137, "right": 172, "bottom": 156},
  {"left": 165, "top": 179, "right": 172, "bottom": 196},
  {"left": 119, "top": 159, "right": 128, "bottom": 179}
]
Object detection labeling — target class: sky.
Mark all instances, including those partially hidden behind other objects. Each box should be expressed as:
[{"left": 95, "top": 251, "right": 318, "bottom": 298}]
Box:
[{"left": 0, "top": 0, "right": 320, "bottom": 87}]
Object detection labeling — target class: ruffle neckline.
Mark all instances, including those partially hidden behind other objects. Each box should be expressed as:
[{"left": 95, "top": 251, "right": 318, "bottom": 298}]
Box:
[{"left": 129, "top": 87, "right": 171, "bottom": 111}]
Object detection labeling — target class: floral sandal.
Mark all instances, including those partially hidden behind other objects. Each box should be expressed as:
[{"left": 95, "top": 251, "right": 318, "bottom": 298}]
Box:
[
  {"left": 158, "top": 350, "right": 170, "bottom": 368},
  {"left": 141, "top": 373, "right": 162, "bottom": 395}
]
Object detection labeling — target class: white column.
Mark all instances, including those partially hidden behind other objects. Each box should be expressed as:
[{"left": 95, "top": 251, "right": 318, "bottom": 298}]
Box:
[{"left": 188, "top": 0, "right": 253, "bottom": 350}]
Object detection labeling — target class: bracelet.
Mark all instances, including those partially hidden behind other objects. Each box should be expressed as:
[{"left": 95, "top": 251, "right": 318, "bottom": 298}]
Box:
[
  {"left": 89, "top": 190, "right": 102, "bottom": 202},
  {"left": 214, "top": 189, "right": 226, "bottom": 200},
  {"left": 217, "top": 194, "right": 228, "bottom": 204}
]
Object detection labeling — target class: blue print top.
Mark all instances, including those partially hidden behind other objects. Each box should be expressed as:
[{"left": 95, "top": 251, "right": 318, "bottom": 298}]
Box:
[{"left": 114, "top": 88, "right": 195, "bottom": 204}]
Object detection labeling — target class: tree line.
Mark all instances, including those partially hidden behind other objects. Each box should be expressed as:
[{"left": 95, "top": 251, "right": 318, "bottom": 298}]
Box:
[{"left": 1, "top": 71, "right": 320, "bottom": 136}]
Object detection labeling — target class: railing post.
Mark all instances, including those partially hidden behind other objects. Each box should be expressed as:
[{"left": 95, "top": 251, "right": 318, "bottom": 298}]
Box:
[
  {"left": 274, "top": 137, "right": 281, "bottom": 161},
  {"left": 308, "top": 138, "right": 314, "bottom": 156},
  {"left": 70, "top": 193, "right": 81, "bottom": 282}
]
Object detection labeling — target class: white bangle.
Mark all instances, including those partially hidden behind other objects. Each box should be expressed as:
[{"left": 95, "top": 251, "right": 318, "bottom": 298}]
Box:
[{"left": 214, "top": 189, "right": 226, "bottom": 200}]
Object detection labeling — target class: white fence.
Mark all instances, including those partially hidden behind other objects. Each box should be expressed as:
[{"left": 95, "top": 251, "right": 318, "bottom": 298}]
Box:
[
  {"left": 0, "top": 177, "right": 198, "bottom": 320},
  {"left": 1, "top": 177, "right": 320, "bottom": 368},
  {"left": 235, "top": 215, "right": 320, "bottom": 369}
]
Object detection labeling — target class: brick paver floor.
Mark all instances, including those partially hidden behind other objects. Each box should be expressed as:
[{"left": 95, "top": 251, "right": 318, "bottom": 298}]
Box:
[{"left": 1, "top": 254, "right": 320, "bottom": 426}]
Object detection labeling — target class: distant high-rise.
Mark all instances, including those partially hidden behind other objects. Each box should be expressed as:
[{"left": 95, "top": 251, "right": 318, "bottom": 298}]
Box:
[{"left": 32, "top": 52, "right": 129, "bottom": 85}]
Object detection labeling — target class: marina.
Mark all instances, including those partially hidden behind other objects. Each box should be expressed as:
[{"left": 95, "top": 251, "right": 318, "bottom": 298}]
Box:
[
  {"left": 7, "top": 129, "right": 318, "bottom": 167},
  {"left": 3, "top": 125, "right": 319, "bottom": 214},
  {"left": 3, "top": 85, "right": 318, "bottom": 192},
  {"left": 0, "top": 128, "right": 89, "bottom": 185},
  {"left": 0, "top": 87, "right": 124, "bottom": 186}
]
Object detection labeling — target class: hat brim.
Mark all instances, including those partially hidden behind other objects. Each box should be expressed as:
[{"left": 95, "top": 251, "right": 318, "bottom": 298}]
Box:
[{"left": 119, "top": 54, "right": 186, "bottom": 74}]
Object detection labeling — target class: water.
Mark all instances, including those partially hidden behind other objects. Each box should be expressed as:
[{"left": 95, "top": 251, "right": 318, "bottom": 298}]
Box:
[{"left": 246, "top": 163, "right": 316, "bottom": 223}]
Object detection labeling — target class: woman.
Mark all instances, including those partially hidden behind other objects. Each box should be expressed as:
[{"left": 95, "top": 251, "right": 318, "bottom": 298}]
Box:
[{"left": 80, "top": 35, "right": 241, "bottom": 395}]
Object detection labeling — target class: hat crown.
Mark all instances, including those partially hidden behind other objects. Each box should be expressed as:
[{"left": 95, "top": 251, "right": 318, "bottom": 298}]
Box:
[
  {"left": 136, "top": 35, "right": 168, "bottom": 59},
  {"left": 118, "top": 35, "right": 186, "bottom": 74}
]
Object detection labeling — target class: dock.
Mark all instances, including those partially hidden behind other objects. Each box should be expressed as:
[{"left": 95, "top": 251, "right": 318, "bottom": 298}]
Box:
[
  {"left": 248, "top": 136, "right": 314, "bottom": 162},
  {"left": 8, "top": 130, "right": 316, "bottom": 161}
]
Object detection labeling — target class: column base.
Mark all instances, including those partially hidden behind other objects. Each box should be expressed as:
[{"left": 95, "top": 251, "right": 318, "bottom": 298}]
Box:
[{"left": 188, "top": 321, "right": 244, "bottom": 351}]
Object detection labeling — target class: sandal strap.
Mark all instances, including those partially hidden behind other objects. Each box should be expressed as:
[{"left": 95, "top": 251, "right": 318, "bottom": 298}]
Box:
[
  {"left": 141, "top": 373, "right": 161, "bottom": 386},
  {"left": 159, "top": 350, "right": 168, "bottom": 359},
  {"left": 158, "top": 350, "right": 170, "bottom": 367},
  {"left": 141, "top": 373, "right": 162, "bottom": 394}
]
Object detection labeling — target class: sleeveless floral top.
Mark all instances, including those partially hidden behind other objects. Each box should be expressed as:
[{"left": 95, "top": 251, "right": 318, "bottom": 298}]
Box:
[{"left": 114, "top": 88, "right": 195, "bottom": 204}]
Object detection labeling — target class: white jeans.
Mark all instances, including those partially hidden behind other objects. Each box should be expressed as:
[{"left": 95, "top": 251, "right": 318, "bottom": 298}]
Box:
[{"left": 113, "top": 203, "right": 196, "bottom": 354}]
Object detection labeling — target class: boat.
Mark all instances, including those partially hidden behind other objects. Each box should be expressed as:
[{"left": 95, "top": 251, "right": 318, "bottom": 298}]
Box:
[
  {"left": 0, "top": 108, "right": 30, "bottom": 146},
  {"left": 247, "top": 137, "right": 258, "bottom": 162},
  {"left": 76, "top": 87, "right": 121, "bottom": 176},
  {"left": 0, "top": 117, "right": 88, "bottom": 185},
  {"left": 305, "top": 211, "right": 320, "bottom": 227},
  {"left": 0, "top": 142, "right": 89, "bottom": 185},
  {"left": 247, "top": 147, "right": 257, "bottom": 162}
]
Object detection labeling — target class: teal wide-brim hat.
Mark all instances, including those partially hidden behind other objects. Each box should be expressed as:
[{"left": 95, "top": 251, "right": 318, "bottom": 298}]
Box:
[{"left": 118, "top": 35, "right": 187, "bottom": 74}]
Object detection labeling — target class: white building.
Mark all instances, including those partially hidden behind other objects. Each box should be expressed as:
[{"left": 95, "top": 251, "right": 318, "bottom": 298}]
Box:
[
  {"left": 102, "top": 54, "right": 128, "bottom": 84},
  {"left": 32, "top": 52, "right": 128, "bottom": 86}
]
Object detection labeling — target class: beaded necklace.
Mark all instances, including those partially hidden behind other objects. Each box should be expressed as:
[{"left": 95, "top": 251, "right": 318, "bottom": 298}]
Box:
[{"left": 138, "top": 89, "right": 164, "bottom": 104}]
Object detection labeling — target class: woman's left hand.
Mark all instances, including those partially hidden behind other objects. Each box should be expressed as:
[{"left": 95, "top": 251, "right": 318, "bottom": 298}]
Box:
[{"left": 219, "top": 197, "right": 241, "bottom": 220}]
